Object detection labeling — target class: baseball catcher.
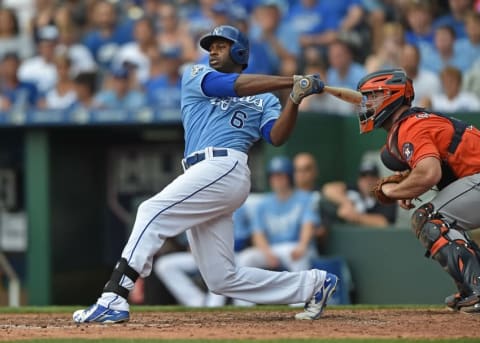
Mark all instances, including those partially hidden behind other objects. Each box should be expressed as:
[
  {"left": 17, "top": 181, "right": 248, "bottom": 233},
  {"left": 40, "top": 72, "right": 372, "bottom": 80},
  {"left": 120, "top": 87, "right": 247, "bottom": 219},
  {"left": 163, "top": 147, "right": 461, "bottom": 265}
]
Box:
[{"left": 358, "top": 68, "right": 480, "bottom": 313}]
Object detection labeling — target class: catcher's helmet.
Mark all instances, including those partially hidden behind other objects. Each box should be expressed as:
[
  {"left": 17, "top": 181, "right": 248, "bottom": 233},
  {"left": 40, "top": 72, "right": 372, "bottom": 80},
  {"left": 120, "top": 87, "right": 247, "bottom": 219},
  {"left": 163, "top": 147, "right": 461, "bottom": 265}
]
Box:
[
  {"left": 356, "top": 69, "right": 414, "bottom": 134},
  {"left": 200, "top": 25, "right": 249, "bottom": 69},
  {"left": 268, "top": 156, "right": 294, "bottom": 178}
]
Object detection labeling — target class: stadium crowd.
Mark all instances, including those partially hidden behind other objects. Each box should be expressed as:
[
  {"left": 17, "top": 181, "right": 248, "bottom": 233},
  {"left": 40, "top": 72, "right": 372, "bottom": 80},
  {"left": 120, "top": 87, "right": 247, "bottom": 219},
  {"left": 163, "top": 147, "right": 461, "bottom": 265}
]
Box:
[{"left": 0, "top": 0, "right": 479, "bottom": 118}]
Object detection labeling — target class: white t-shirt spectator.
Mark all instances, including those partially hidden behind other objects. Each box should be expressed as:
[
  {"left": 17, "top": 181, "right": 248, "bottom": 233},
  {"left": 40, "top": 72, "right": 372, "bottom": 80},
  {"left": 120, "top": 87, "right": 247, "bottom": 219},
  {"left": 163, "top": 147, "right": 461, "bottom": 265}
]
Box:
[
  {"left": 42, "top": 88, "right": 77, "bottom": 110},
  {"left": 431, "top": 92, "right": 480, "bottom": 113},
  {"left": 411, "top": 69, "right": 442, "bottom": 107},
  {"left": 111, "top": 43, "right": 150, "bottom": 83},
  {"left": 18, "top": 56, "right": 57, "bottom": 93}
]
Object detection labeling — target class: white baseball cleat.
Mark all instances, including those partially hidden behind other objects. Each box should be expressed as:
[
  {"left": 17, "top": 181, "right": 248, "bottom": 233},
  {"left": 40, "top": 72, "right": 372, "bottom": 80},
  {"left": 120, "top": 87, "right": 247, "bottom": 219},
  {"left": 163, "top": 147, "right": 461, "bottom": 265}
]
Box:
[
  {"left": 73, "top": 303, "right": 129, "bottom": 324},
  {"left": 295, "top": 272, "right": 338, "bottom": 320}
]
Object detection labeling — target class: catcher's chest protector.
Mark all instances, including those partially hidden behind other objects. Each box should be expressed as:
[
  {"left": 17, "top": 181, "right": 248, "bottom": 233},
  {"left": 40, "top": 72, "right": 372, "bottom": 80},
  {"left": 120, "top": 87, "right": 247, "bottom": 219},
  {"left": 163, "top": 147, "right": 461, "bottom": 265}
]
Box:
[{"left": 382, "top": 108, "right": 468, "bottom": 190}]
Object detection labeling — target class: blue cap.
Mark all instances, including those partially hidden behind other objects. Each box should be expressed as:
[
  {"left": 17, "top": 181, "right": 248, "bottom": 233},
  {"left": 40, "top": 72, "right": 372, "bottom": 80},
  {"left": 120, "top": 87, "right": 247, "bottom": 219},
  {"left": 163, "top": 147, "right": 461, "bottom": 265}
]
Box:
[
  {"left": 211, "top": 2, "right": 230, "bottom": 15},
  {"left": 268, "top": 156, "right": 293, "bottom": 176},
  {"left": 160, "top": 46, "right": 182, "bottom": 59},
  {"left": 111, "top": 67, "right": 129, "bottom": 79}
]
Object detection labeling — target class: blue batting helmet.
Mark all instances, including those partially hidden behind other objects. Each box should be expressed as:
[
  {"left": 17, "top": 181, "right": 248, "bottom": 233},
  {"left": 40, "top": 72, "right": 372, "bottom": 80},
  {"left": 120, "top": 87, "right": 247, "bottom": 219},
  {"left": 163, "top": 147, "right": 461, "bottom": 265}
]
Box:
[
  {"left": 200, "top": 25, "right": 249, "bottom": 69},
  {"left": 267, "top": 156, "right": 294, "bottom": 178}
]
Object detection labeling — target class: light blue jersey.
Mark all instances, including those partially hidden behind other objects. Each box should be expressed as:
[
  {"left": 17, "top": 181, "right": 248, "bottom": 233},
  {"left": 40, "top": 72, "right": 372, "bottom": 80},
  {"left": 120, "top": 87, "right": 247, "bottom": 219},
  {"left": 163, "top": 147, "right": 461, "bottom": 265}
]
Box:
[
  {"left": 252, "top": 190, "right": 320, "bottom": 245},
  {"left": 181, "top": 64, "right": 281, "bottom": 156}
]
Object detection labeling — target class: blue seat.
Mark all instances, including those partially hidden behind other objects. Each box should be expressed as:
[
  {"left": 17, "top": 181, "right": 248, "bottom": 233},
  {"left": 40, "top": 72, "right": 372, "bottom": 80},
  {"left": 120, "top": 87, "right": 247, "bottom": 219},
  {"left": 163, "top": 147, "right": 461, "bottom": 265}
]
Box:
[{"left": 310, "top": 256, "right": 353, "bottom": 305}]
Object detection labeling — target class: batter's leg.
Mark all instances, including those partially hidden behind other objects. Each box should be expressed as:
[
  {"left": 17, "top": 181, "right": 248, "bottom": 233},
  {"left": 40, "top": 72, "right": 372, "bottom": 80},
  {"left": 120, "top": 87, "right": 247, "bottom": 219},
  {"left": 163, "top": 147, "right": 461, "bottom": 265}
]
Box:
[{"left": 187, "top": 214, "right": 329, "bottom": 306}]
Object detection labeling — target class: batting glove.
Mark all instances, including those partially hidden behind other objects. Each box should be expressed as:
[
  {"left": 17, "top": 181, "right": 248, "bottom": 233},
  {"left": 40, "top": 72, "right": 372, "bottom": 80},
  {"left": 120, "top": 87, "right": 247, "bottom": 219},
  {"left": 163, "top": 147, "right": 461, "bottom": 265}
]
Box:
[{"left": 290, "top": 74, "right": 325, "bottom": 105}]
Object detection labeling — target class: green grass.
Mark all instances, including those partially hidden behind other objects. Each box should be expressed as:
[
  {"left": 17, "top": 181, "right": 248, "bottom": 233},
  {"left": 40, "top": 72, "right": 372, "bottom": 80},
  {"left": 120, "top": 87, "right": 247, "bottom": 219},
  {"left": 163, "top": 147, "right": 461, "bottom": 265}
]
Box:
[{"left": 7, "top": 339, "right": 480, "bottom": 343}]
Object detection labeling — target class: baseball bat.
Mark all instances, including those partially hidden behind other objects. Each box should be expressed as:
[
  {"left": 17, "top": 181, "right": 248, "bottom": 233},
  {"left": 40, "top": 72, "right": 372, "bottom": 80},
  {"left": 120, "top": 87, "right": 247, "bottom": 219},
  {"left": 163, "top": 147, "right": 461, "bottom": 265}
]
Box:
[{"left": 323, "top": 86, "right": 363, "bottom": 105}]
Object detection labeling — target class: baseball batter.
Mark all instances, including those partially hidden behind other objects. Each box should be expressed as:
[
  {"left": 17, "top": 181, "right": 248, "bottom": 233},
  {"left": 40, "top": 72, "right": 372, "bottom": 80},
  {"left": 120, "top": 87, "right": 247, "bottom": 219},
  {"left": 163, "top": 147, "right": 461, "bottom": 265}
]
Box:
[
  {"left": 358, "top": 68, "right": 480, "bottom": 313},
  {"left": 73, "top": 25, "right": 338, "bottom": 323}
]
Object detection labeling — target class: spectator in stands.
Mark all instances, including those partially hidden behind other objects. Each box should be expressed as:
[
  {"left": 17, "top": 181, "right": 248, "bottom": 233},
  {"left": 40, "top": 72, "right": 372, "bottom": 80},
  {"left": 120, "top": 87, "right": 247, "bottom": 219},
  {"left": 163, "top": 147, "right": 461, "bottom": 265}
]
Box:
[
  {"left": 321, "top": 161, "right": 397, "bottom": 228},
  {"left": 365, "top": 22, "right": 404, "bottom": 73},
  {"left": 420, "top": 25, "right": 471, "bottom": 73},
  {"left": 70, "top": 71, "right": 98, "bottom": 113},
  {"left": 153, "top": 205, "right": 252, "bottom": 307},
  {"left": 295, "top": 0, "right": 365, "bottom": 51},
  {"left": 156, "top": 3, "right": 197, "bottom": 63},
  {"left": 0, "top": 53, "right": 38, "bottom": 112},
  {"left": 426, "top": 66, "right": 480, "bottom": 112},
  {"left": 183, "top": 0, "right": 218, "bottom": 41},
  {"left": 299, "top": 58, "right": 355, "bottom": 115},
  {"left": 287, "top": 0, "right": 337, "bottom": 50},
  {"left": 403, "top": 0, "right": 435, "bottom": 49},
  {"left": 400, "top": 44, "right": 441, "bottom": 107},
  {"left": 294, "top": 152, "right": 320, "bottom": 193},
  {"left": 55, "top": 20, "right": 96, "bottom": 76},
  {"left": 37, "top": 53, "right": 76, "bottom": 110},
  {"left": 433, "top": 0, "right": 471, "bottom": 39},
  {"left": 82, "top": 0, "right": 134, "bottom": 69},
  {"left": 112, "top": 17, "right": 157, "bottom": 85},
  {"left": 94, "top": 67, "right": 145, "bottom": 111},
  {"left": 227, "top": 5, "right": 277, "bottom": 75},
  {"left": 463, "top": 59, "right": 480, "bottom": 97},
  {"left": 293, "top": 152, "right": 328, "bottom": 253},
  {"left": 18, "top": 25, "right": 58, "bottom": 93},
  {"left": 29, "top": 0, "right": 57, "bottom": 42},
  {"left": 0, "top": 7, "right": 33, "bottom": 59},
  {"left": 236, "top": 156, "right": 319, "bottom": 282},
  {"left": 326, "top": 39, "right": 366, "bottom": 90},
  {"left": 455, "top": 11, "right": 480, "bottom": 70},
  {"left": 143, "top": 47, "right": 182, "bottom": 115},
  {"left": 249, "top": 0, "right": 297, "bottom": 76},
  {"left": 362, "top": 0, "right": 398, "bottom": 53}
]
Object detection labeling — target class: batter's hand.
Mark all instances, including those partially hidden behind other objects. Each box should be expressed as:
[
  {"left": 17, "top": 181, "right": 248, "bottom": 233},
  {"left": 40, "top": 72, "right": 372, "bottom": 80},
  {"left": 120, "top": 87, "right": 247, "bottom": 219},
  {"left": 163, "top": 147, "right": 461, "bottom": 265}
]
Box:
[{"left": 290, "top": 74, "right": 325, "bottom": 104}]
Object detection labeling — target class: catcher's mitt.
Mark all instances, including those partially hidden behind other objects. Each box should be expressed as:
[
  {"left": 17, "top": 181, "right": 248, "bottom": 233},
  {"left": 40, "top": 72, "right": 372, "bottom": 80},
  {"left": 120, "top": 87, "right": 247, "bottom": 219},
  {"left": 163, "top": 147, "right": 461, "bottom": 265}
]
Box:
[{"left": 371, "top": 171, "right": 410, "bottom": 204}]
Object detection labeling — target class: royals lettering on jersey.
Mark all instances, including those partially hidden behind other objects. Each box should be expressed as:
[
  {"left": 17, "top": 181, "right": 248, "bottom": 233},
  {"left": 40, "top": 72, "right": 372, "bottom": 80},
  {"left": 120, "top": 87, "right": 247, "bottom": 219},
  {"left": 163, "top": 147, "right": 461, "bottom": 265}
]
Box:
[{"left": 181, "top": 64, "right": 281, "bottom": 156}]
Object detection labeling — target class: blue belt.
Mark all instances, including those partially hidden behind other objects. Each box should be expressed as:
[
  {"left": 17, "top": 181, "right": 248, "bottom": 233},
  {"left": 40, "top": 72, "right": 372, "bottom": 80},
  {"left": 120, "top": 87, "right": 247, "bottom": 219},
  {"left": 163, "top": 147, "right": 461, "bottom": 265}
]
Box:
[{"left": 183, "top": 149, "right": 228, "bottom": 169}]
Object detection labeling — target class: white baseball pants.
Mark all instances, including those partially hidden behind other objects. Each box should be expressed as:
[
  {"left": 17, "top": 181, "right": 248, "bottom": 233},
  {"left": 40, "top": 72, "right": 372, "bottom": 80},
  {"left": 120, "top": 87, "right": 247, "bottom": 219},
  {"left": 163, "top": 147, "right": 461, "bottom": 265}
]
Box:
[{"left": 98, "top": 148, "right": 325, "bottom": 310}]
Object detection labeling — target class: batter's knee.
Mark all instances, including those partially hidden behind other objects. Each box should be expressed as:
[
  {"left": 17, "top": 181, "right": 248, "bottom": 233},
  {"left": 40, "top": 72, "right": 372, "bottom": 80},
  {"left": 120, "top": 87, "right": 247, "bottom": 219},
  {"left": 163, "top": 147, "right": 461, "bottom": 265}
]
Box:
[{"left": 204, "top": 268, "right": 237, "bottom": 295}]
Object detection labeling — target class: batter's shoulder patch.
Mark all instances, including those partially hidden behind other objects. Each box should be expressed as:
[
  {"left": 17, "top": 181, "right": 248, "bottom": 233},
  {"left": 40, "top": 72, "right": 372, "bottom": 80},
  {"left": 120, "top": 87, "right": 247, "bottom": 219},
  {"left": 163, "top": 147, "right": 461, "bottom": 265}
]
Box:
[
  {"left": 402, "top": 142, "right": 414, "bottom": 161},
  {"left": 190, "top": 64, "right": 205, "bottom": 77}
]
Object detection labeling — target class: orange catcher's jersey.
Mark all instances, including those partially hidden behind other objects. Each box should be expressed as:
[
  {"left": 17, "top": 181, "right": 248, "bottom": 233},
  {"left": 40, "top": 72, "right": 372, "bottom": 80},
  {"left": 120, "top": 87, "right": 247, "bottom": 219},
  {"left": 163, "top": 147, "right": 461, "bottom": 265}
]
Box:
[{"left": 394, "top": 112, "right": 480, "bottom": 178}]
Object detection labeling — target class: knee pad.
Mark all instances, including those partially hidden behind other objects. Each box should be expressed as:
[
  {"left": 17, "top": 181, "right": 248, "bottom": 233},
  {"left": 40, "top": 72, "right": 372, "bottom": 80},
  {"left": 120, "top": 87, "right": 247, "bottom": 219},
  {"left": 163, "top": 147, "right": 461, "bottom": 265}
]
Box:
[
  {"left": 411, "top": 203, "right": 449, "bottom": 257},
  {"left": 412, "top": 205, "right": 480, "bottom": 294},
  {"left": 103, "top": 258, "right": 139, "bottom": 299}
]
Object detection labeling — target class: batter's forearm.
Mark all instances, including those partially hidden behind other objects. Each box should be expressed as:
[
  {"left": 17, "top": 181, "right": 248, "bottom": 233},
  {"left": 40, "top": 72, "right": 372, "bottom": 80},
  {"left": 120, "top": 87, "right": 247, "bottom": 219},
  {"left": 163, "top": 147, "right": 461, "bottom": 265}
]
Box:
[
  {"left": 234, "top": 74, "right": 293, "bottom": 96},
  {"left": 269, "top": 100, "right": 299, "bottom": 146}
]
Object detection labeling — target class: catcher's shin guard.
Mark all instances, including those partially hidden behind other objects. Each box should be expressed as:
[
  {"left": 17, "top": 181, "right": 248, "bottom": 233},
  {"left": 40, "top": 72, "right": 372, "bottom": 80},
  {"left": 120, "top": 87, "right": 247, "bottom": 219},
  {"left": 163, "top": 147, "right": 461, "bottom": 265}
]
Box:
[
  {"left": 103, "top": 258, "right": 139, "bottom": 299},
  {"left": 412, "top": 204, "right": 480, "bottom": 301}
]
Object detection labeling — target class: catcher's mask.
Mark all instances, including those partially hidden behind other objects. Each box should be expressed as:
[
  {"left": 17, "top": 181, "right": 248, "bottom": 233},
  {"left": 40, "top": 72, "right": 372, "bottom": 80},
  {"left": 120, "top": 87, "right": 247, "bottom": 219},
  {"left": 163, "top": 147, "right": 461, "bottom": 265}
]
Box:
[{"left": 356, "top": 69, "right": 414, "bottom": 134}]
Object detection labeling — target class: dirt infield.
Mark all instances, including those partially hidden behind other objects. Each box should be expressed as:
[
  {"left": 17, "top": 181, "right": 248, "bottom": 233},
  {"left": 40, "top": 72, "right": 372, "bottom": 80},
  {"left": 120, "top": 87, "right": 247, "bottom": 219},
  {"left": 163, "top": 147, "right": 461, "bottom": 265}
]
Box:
[{"left": 1, "top": 308, "right": 480, "bottom": 341}]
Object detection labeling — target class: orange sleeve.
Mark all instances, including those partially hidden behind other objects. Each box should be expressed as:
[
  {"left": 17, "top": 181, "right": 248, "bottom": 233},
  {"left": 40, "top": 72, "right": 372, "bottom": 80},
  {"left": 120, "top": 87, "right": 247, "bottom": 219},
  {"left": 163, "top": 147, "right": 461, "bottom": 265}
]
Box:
[{"left": 397, "top": 117, "right": 441, "bottom": 169}]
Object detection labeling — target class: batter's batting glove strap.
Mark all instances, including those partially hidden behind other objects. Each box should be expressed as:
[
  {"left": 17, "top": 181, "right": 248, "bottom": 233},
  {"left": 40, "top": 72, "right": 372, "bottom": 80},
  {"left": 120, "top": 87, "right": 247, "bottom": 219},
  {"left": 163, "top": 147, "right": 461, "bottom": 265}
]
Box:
[{"left": 290, "top": 74, "right": 325, "bottom": 105}]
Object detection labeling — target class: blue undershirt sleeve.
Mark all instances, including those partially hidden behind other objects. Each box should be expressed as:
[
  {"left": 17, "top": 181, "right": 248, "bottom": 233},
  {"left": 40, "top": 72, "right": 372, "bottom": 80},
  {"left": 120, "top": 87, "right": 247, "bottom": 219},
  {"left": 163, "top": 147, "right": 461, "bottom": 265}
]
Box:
[
  {"left": 261, "top": 119, "right": 276, "bottom": 144},
  {"left": 201, "top": 71, "right": 240, "bottom": 97}
]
